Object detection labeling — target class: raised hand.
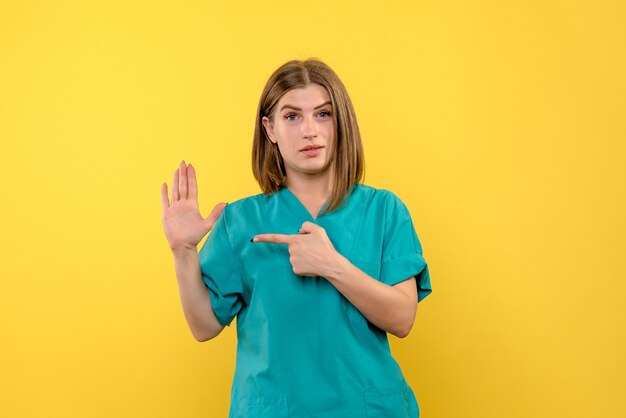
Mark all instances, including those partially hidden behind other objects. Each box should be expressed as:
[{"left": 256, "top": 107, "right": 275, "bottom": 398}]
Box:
[
  {"left": 252, "top": 222, "right": 342, "bottom": 277},
  {"left": 161, "top": 160, "right": 227, "bottom": 253}
]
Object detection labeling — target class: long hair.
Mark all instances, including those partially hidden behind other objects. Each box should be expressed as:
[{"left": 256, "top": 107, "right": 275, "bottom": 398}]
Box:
[{"left": 251, "top": 58, "right": 365, "bottom": 215}]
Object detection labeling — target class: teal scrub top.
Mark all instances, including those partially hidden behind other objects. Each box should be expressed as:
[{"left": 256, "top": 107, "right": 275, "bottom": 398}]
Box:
[{"left": 198, "top": 183, "right": 432, "bottom": 418}]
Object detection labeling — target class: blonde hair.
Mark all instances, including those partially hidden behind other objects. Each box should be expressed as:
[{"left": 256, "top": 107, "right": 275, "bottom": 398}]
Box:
[{"left": 251, "top": 58, "right": 365, "bottom": 215}]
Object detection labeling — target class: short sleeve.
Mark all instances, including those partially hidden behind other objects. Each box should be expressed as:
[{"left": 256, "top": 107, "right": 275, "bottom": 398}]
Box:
[
  {"left": 380, "top": 194, "right": 432, "bottom": 303},
  {"left": 197, "top": 207, "right": 245, "bottom": 326}
]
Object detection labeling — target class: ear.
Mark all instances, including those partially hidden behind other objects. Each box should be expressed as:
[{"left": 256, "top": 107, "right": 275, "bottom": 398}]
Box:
[{"left": 262, "top": 116, "right": 277, "bottom": 144}]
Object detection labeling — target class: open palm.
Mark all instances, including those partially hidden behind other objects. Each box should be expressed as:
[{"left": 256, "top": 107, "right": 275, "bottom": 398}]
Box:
[{"left": 161, "top": 161, "right": 227, "bottom": 252}]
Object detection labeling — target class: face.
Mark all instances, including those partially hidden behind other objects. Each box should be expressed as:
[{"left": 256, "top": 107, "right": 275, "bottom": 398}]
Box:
[{"left": 262, "top": 83, "right": 335, "bottom": 181}]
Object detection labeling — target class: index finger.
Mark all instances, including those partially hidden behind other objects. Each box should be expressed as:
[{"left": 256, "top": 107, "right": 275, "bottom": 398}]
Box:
[{"left": 252, "top": 234, "right": 293, "bottom": 244}]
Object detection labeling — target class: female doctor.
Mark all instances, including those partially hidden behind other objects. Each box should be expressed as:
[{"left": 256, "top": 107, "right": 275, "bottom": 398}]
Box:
[{"left": 161, "top": 58, "right": 432, "bottom": 417}]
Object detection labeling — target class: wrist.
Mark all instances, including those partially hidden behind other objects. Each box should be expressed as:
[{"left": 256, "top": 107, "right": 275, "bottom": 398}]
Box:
[
  {"left": 322, "top": 251, "right": 351, "bottom": 282},
  {"left": 171, "top": 244, "right": 198, "bottom": 258}
]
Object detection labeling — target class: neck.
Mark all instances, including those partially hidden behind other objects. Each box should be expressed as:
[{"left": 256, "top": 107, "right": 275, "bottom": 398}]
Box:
[{"left": 284, "top": 171, "right": 333, "bottom": 201}]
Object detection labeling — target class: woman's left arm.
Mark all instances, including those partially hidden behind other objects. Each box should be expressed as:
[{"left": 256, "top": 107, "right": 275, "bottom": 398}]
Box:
[
  {"left": 252, "top": 221, "right": 419, "bottom": 338},
  {"left": 323, "top": 253, "right": 418, "bottom": 338}
]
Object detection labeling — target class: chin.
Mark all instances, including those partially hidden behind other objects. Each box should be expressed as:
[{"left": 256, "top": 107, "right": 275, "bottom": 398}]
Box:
[
  {"left": 304, "top": 164, "right": 332, "bottom": 175},
  {"left": 287, "top": 157, "right": 332, "bottom": 175}
]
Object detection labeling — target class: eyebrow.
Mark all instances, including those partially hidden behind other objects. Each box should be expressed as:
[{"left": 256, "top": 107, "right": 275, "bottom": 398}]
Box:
[{"left": 280, "top": 100, "right": 332, "bottom": 112}]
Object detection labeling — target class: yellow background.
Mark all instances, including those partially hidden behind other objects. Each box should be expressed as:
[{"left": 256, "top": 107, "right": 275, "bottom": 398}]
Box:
[{"left": 1, "top": 1, "right": 624, "bottom": 417}]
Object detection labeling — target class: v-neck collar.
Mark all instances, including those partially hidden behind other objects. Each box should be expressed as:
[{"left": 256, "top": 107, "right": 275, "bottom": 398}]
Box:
[{"left": 280, "top": 186, "right": 330, "bottom": 223}]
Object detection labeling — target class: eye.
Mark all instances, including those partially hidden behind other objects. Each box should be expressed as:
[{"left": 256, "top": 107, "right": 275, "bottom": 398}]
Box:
[
  {"left": 284, "top": 113, "right": 298, "bottom": 121},
  {"left": 318, "top": 110, "right": 332, "bottom": 118}
]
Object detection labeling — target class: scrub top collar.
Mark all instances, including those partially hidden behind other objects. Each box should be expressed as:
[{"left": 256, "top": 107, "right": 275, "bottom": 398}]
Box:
[
  {"left": 278, "top": 184, "right": 359, "bottom": 223},
  {"left": 279, "top": 186, "right": 330, "bottom": 223}
]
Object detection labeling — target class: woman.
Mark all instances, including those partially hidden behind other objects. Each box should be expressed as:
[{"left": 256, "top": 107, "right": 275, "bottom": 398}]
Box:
[{"left": 161, "top": 58, "right": 432, "bottom": 417}]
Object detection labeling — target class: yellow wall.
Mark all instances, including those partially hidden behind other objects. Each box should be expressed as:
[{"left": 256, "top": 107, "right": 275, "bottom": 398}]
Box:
[{"left": 1, "top": 1, "right": 624, "bottom": 417}]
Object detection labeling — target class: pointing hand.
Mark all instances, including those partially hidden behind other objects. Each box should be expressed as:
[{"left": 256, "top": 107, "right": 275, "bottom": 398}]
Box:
[{"left": 252, "top": 221, "right": 340, "bottom": 277}]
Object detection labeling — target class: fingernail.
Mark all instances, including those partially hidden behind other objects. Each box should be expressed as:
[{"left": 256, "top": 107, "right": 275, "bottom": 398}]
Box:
[{"left": 188, "top": 163, "right": 192, "bottom": 167}]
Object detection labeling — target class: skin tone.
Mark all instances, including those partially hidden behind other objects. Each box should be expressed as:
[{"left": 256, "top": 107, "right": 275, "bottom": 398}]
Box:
[{"left": 257, "top": 84, "right": 418, "bottom": 338}]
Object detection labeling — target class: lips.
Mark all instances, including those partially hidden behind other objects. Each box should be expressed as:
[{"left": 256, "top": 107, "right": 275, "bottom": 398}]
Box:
[
  {"left": 300, "top": 145, "right": 324, "bottom": 158},
  {"left": 300, "top": 145, "right": 324, "bottom": 151}
]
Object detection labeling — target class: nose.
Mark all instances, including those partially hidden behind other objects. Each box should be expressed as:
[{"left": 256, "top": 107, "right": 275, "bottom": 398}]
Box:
[{"left": 302, "top": 115, "right": 317, "bottom": 139}]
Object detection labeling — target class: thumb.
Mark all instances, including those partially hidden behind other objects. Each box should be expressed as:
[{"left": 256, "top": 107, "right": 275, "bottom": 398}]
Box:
[{"left": 204, "top": 202, "right": 228, "bottom": 230}]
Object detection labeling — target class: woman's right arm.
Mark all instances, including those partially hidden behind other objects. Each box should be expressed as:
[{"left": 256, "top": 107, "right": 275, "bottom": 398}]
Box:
[
  {"left": 161, "top": 160, "right": 228, "bottom": 342},
  {"left": 172, "top": 246, "right": 225, "bottom": 341}
]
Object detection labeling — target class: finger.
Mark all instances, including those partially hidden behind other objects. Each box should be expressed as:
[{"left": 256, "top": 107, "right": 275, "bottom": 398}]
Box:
[
  {"left": 172, "top": 167, "right": 180, "bottom": 201},
  {"left": 187, "top": 163, "right": 198, "bottom": 201},
  {"left": 299, "top": 221, "right": 318, "bottom": 234},
  {"left": 178, "top": 160, "right": 188, "bottom": 199},
  {"left": 160, "top": 182, "right": 170, "bottom": 213},
  {"left": 204, "top": 202, "right": 228, "bottom": 230},
  {"left": 252, "top": 233, "right": 293, "bottom": 244}
]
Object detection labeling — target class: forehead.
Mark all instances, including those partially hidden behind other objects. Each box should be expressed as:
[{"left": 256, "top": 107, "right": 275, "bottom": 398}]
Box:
[{"left": 278, "top": 83, "right": 331, "bottom": 107}]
